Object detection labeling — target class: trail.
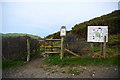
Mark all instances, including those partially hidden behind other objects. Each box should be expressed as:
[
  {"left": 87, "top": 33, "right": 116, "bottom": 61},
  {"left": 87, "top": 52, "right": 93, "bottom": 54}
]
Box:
[{"left": 2, "top": 58, "right": 119, "bottom": 78}]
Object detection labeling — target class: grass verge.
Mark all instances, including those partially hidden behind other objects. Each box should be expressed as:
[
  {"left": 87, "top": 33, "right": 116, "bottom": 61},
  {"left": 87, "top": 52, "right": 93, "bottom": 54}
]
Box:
[
  {"left": 44, "top": 55, "right": 119, "bottom": 67},
  {"left": 2, "top": 60, "right": 25, "bottom": 69}
]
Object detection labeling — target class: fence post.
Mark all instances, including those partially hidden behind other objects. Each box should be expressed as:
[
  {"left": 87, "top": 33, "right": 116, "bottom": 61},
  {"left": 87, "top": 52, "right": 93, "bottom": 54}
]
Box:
[
  {"left": 101, "top": 36, "right": 106, "bottom": 58},
  {"left": 90, "top": 42, "right": 94, "bottom": 53},
  {"left": 60, "top": 37, "right": 64, "bottom": 59},
  {"left": 44, "top": 37, "right": 47, "bottom": 58},
  {"left": 103, "top": 36, "right": 106, "bottom": 58},
  {"left": 60, "top": 26, "right": 66, "bottom": 59},
  {"left": 101, "top": 42, "right": 103, "bottom": 57},
  {"left": 27, "top": 38, "right": 30, "bottom": 62}
]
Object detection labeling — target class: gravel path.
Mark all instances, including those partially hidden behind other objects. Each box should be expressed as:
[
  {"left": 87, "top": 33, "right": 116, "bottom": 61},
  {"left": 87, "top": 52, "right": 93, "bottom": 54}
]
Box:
[{"left": 2, "top": 58, "right": 119, "bottom": 78}]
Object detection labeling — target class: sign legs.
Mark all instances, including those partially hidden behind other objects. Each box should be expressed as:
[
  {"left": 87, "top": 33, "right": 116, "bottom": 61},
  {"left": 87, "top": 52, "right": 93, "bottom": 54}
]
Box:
[
  {"left": 101, "top": 36, "right": 106, "bottom": 58},
  {"left": 90, "top": 42, "right": 94, "bottom": 54},
  {"left": 103, "top": 36, "right": 106, "bottom": 58}
]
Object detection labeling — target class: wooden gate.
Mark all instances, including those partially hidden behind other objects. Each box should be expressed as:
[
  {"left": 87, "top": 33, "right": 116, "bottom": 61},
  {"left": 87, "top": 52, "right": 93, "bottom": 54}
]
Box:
[
  {"left": 38, "top": 26, "right": 81, "bottom": 59},
  {"left": 39, "top": 38, "right": 81, "bottom": 59},
  {"left": 39, "top": 38, "right": 61, "bottom": 58}
]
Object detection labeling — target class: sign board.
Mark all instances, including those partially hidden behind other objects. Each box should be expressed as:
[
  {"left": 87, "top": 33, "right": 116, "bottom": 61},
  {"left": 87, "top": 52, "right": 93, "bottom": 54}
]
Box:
[
  {"left": 60, "top": 26, "right": 66, "bottom": 37},
  {"left": 87, "top": 26, "right": 108, "bottom": 42}
]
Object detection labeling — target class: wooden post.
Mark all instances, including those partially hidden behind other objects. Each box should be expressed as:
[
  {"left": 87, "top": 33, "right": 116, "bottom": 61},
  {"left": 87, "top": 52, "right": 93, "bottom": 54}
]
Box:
[
  {"left": 90, "top": 42, "right": 93, "bottom": 48},
  {"left": 90, "top": 42, "right": 94, "bottom": 53},
  {"left": 27, "top": 38, "right": 30, "bottom": 62},
  {"left": 44, "top": 37, "right": 47, "bottom": 58},
  {"left": 60, "top": 37, "right": 64, "bottom": 59},
  {"left": 101, "top": 42, "right": 103, "bottom": 57},
  {"left": 103, "top": 36, "right": 106, "bottom": 58},
  {"left": 101, "top": 36, "right": 106, "bottom": 58},
  {"left": 60, "top": 26, "right": 66, "bottom": 59}
]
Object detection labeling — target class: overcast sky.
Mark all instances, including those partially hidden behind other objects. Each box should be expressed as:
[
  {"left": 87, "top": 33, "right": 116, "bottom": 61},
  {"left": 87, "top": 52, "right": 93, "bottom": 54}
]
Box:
[{"left": 1, "top": 0, "right": 119, "bottom": 37}]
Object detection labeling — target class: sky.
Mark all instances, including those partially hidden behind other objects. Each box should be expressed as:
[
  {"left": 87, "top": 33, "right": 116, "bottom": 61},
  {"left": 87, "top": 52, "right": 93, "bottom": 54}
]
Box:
[{"left": 1, "top": 0, "right": 119, "bottom": 37}]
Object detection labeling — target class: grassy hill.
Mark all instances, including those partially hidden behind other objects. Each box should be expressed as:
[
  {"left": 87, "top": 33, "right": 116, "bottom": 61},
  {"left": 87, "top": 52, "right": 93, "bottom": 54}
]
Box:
[
  {"left": 1, "top": 33, "right": 41, "bottom": 39},
  {"left": 46, "top": 10, "right": 120, "bottom": 40},
  {"left": 72, "top": 10, "right": 120, "bottom": 38},
  {"left": 46, "top": 10, "right": 120, "bottom": 46}
]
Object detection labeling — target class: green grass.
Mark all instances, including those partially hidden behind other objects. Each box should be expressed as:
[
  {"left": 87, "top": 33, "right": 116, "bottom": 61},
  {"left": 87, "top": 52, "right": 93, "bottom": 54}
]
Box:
[
  {"left": 2, "top": 60, "right": 25, "bottom": 69},
  {"left": 1, "top": 33, "right": 41, "bottom": 39},
  {"left": 67, "top": 68, "right": 81, "bottom": 75},
  {"left": 44, "top": 55, "right": 119, "bottom": 67},
  {"left": 43, "top": 67, "right": 58, "bottom": 73},
  {"left": 52, "top": 41, "right": 61, "bottom": 46}
]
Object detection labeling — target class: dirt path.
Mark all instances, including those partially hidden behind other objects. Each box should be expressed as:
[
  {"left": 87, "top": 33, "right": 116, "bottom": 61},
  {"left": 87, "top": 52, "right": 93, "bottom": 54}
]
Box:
[{"left": 2, "top": 58, "right": 119, "bottom": 78}]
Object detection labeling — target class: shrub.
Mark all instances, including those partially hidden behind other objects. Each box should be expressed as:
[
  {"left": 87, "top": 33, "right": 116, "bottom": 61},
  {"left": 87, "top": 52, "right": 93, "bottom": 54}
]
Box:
[
  {"left": 2, "top": 36, "right": 40, "bottom": 61},
  {"left": 64, "top": 32, "right": 86, "bottom": 56}
]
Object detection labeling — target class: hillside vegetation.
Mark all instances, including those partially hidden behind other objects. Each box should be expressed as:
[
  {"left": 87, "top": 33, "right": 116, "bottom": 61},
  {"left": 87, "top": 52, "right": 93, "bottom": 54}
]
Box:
[
  {"left": 46, "top": 10, "right": 120, "bottom": 40},
  {"left": 46, "top": 31, "right": 70, "bottom": 39},
  {"left": 1, "top": 33, "right": 41, "bottom": 39},
  {"left": 45, "top": 10, "right": 120, "bottom": 58},
  {"left": 2, "top": 33, "right": 41, "bottom": 61},
  {"left": 72, "top": 10, "right": 120, "bottom": 38}
]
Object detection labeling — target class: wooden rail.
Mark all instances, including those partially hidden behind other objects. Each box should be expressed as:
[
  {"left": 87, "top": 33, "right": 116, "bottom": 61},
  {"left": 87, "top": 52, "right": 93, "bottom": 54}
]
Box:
[
  {"left": 45, "top": 52, "right": 60, "bottom": 54},
  {"left": 39, "top": 39, "right": 61, "bottom": 41},
  {"left": 112, "top": 54, "right": 120, "bottom": 56},
  {"left": 65, "top": 48, "right": 81, "bottom": 57},
  {"left": 39, "top": 38, "right": 61, "bottom": 55},
  {"left": 45, "top": 39, "right": 61, "bottom": 41},
  {"left": 40, "top": 46, "right": 61, "bottom": 48}
]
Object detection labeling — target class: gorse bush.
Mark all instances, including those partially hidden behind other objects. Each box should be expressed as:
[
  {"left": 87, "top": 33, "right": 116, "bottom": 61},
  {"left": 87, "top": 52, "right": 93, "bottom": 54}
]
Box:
[{"left": 64, "top": 32, "right": 86, "bottom": 56}]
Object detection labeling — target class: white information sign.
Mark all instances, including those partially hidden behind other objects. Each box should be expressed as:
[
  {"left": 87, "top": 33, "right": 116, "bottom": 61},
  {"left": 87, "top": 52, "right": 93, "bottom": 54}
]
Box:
[
  {"left": 60, "top": 28, "right": 66, "bottom": 36},
  {"left": 87, "top": 26, "right": 108, "bottom": 42}
]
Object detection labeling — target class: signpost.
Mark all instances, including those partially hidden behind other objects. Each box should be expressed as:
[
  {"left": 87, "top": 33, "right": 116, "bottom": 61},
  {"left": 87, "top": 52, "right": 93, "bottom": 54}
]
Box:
[
  {"left": 60, "top": 26, "right": 66, "bottom": 59},
  {"left": 87, "top": 26, "right": 108, "bottom": 42},
  {"left": 87, "top": 26, "right": 108, "bottom": 58}
]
